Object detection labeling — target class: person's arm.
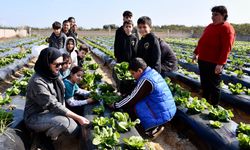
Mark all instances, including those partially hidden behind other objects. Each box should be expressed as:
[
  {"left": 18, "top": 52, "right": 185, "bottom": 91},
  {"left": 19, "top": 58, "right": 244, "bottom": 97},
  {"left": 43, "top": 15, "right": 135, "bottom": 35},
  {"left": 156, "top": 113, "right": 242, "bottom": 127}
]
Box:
[
  {"left": 151, "top": 38, "right": 161, "bottom": 72},
  {"left": 75, "top": 88, "right": 90, "bottom": 96},
  {"left": 66, "top": 110, "right": 89, "bottom": 125},
  {"left": 133, "top": 37, "right": 138, "bottom": 57},
  {"left": 66, "top": 97, "right": 90, "bottom": 106},
  {"left": 114, "top": 29, "right": 121, "bottom": 61},
  {"left": 114, "top": 79, "right": 153, "bottom": 109},
  {"left": 217, "top": 25, "right": 235, "bottom": 65}
]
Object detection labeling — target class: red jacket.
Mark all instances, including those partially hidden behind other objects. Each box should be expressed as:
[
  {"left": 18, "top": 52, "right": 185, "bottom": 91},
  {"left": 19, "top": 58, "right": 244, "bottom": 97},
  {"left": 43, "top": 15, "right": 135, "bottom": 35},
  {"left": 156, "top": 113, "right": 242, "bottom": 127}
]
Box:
[{"left": 194, "top": 22, "right": 235, "bottom": 65}]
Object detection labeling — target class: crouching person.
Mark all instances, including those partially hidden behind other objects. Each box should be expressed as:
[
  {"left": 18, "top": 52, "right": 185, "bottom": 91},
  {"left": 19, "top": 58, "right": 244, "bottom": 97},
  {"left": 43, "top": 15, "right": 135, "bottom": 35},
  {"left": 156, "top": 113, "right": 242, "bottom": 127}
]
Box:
[
  {"left": 111, "top": 58, "right": 176, "bottom": 139},
  {"left": 24, "top": 48, "right": 89, "bottom": 143},
  {"left": 64, "top": 66, "right": 95, "bottom": 115}
]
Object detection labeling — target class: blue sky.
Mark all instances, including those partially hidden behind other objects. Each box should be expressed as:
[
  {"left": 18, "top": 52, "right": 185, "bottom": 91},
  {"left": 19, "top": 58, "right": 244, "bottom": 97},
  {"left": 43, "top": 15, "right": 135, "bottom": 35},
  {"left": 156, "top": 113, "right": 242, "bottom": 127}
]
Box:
[{"left": 0, "top": 0, "right": 250, "bottom": 29}]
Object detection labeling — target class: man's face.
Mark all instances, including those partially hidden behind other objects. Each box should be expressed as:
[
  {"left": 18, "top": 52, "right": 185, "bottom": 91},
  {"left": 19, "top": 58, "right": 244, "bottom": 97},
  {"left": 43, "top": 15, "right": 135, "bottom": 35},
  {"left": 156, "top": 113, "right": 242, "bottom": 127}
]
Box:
[
  {"left": 138, "top": 23, "right": 151, "bottom": 37},
  {"left": 123, "top": 24, "right": 133, "bottom": 35},
  {"left": 69, "top": 19, "right": 76, "bottom": 28},
  {"left": 63, "top": 22, "right": 70, "bottom": 32},
  {"left": 130, "top": 69, "right": 142, "bottom": 80},
  {"left": 53, "top": 28, "right": 61, "bottom": 36},
  {"left": 72, "top": 25, "right": 77, "bottom": 32},
  {"left": 123, "top": 16, "right": 132, "bottom": 22}
]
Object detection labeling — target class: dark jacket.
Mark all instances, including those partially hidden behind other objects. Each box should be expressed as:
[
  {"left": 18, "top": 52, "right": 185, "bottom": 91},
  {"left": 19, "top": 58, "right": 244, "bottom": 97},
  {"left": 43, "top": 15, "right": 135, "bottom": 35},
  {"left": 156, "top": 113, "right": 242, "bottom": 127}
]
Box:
[
  {"left": 159, "top": 39, "right": 178, "bottom": 72},
  {"left": 114, "top": 26, "right": 139, "bottom": 63},
  {"left": 114, "top": 27, "right": 138, "bottom": 63},
  {"left": 49, "top": 32, "right": 66, "bottom": 49},
  {"left": 137, "top": 33, "right": 161, "bottom": 73},
  {"left": 77, "top": 56, "right": 84, "bottom": 67},
  {"left": 24, "top": 73, "right": 69, "bottom": 121}
]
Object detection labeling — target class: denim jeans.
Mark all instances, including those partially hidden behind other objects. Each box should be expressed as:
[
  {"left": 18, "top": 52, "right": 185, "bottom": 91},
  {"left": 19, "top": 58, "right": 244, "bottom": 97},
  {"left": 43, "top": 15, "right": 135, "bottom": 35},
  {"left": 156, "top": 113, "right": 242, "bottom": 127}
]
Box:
[{"left": 25, "top": 112, "right": 79, "bottom": 140}]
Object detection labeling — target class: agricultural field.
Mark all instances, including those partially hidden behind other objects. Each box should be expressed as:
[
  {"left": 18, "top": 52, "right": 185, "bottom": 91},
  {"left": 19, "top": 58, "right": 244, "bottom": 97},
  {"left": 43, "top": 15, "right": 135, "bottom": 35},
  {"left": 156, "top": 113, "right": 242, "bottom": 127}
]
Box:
[
  {"left": 0, "top": 34, "right": 250, "bottom": 149},
  {"left": 82, "top": 35, "right": 250, "bottom": 149}
]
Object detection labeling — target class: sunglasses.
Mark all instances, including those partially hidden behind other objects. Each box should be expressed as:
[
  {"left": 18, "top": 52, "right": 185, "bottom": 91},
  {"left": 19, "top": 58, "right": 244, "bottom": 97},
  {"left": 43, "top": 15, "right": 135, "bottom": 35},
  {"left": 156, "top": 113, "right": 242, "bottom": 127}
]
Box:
[{"left": 52, "top": 62, "right": 64, "bottom": 68}]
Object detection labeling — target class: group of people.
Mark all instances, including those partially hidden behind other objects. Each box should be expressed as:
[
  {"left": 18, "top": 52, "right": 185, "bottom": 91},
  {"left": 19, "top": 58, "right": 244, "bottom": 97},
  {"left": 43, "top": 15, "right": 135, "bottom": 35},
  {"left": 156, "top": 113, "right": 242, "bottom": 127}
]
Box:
[
  {"left": 24, "top": 17, "right": 95, "bottom": 144},
  {"left": 23, "top": 4, "right": 235, "bottom": 146},
  {"left": 114, "top": 11, "right": 178, "bottom": 77}
]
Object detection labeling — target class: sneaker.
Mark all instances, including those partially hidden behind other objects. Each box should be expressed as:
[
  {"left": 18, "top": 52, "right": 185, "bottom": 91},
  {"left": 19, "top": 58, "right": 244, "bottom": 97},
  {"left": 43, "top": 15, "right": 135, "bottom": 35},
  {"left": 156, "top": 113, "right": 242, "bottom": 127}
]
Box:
[{"left": 146, "top": 126, "right": 165, "bottom": 140}]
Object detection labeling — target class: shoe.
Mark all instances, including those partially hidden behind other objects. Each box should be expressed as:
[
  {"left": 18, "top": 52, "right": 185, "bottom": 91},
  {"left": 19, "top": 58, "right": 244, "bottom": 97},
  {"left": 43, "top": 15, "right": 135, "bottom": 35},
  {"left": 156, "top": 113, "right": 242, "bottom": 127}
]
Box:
[{"left": 146, "top": 126, "right": 165, "bottom": 140}]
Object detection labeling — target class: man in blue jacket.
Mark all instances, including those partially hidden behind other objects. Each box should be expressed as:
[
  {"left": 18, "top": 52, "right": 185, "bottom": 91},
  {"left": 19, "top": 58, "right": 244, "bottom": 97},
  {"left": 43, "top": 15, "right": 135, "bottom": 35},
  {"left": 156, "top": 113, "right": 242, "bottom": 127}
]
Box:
[{"left": 111, "top": 58, "right": 176, "bottom": 139}]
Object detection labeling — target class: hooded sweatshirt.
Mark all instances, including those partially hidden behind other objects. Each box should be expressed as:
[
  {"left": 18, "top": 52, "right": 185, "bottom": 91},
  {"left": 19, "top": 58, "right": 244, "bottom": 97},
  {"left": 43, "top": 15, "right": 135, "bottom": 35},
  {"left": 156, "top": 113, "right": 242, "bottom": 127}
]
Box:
[{"left": 60, "top": 37, "right": 78, "bottom": 66}]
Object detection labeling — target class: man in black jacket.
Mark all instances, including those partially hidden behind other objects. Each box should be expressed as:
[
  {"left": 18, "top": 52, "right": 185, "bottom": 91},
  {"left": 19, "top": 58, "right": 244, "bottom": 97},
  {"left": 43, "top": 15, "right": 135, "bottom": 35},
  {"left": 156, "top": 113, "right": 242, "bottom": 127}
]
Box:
[
  {"left": 114, "top": 11, "right": 139, "bottom": 62},
  {"left": 114, "top": 20, "right": 138, "bottom": 63},
  {"left": 137, "top": 16, "right": 161, "bottom": 73},
  {"left": 62, "top": 20, "right": 78, "bottom": 45}
]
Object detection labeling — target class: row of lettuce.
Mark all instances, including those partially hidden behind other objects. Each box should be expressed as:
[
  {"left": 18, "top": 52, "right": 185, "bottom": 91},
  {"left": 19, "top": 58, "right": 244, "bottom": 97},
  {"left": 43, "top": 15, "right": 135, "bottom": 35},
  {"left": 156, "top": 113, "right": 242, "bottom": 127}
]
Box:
[{"left": 83, "top": 36, "right": 250, "bottom": 149}]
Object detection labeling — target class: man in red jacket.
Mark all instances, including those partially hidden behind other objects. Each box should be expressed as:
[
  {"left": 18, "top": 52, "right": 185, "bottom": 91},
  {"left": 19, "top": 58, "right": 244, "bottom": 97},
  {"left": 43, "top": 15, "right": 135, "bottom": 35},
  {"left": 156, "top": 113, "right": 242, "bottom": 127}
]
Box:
[{"left": 193, "top": 5, "right": 235, "bottom": 105}]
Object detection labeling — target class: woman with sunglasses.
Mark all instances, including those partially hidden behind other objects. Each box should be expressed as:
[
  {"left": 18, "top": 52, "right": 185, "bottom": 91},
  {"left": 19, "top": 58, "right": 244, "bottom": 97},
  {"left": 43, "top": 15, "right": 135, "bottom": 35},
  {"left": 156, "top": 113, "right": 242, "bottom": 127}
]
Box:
[
  {"left": 192, "top": 6, "right": 235, "bottom": 105},
  {"left": 24, "top": 47, "right": 89, "bottom": 144}
]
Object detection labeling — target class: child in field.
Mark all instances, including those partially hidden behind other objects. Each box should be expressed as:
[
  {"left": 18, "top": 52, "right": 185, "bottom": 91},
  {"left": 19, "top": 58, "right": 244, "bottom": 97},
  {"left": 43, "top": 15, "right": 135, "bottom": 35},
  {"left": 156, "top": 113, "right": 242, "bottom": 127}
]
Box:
[
  {"left": 64, "top": 66, "right": 94, "bottom": 115},
  {"left": 111, "top": 58, "right": 176, "bottom": 139},
  {"left": 59, "top": 53, "right": 72, "bottom": 79},
  {"left": 48, "top": 21, "right": 66, "bottom": 49},
  {"left": 76, "top": 44, "right": 89, "bottom": 67},
  {"left": 136, "top": 16, "right": 161, "bottom": 73},
  {"left": 114, "top": 20, "right": 138, "bottom": 63},
  {"left": 60, "top": 37, "right": 78, "bottom": 66},
  {"left": 114, "top": 11, "right": 139, "bottom": 62}
]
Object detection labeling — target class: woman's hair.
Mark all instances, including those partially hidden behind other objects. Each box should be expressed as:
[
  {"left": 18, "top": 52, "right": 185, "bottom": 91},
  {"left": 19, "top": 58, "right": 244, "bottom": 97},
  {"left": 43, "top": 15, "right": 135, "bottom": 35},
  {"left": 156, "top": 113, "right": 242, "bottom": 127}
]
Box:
[
  {"left": 128, "top": 57, "right": 148, "bottom": 71},
  {"left": 211, "top": 5, "right": 228, "bottom": 21},
  {"left": 62, "top": 53, "right": 71, "bottom": 63},
  {"left": 70, "top": 66, "right": 83, "bottom": 75}
]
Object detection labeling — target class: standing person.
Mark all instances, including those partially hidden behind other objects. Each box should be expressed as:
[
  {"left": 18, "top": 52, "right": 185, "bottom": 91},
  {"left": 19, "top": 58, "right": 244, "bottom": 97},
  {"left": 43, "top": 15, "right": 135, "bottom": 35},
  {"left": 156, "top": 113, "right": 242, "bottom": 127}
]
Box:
[
  {"left": 110, "top": 58, "right": 176, "bottom": 139},
  {"left": 114, "top": 20, "right": 138, "bottom": 63},
  {"left": 24, "top": 47, "right": 89, "bottom": 142},
  {"left": 60, "top": 37, "right": 78, "bottom": 66},
  {"left": 68, "top": 17, "right": 76, "bottom": 29},
  {"left": 114, "top": 11, "right": 139, "bottom": 62},
  {"left": 72, "top": 24, "right": 78, "bottom": 38},
  {"left": 193, "top": 5, "right": 235, "bottom": 105},
  {"left": 137, "top": 16, "right": 161, "bottom": 73},
  {"left": 68, "top": 17, "right": 78, "bottom": 39},
  {"left": 48, "top": 21, "right": 66, "bottom": 49},
  {"left": 62, "top": 20, "right": 77, "bottom": 42},
  {"left": 159, "top": 38, "right": 178, "bottom": 77}
]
